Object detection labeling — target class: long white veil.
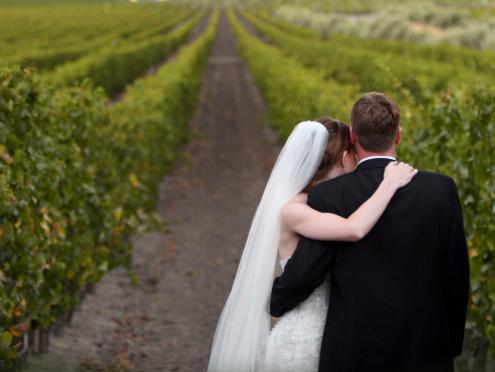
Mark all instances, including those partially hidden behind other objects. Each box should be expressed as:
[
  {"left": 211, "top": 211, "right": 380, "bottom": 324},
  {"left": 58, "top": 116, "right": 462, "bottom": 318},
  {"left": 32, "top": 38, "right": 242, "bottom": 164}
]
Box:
[{"left": 207, "top": 121, "right": 329, "bottom": 372}]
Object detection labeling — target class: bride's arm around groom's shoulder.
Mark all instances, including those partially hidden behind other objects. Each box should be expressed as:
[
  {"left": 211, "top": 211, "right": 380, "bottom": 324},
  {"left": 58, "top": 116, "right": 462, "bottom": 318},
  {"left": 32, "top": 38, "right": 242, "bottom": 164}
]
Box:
[{"left": 270, "top": 184, "right": 340, "bottom": 318}]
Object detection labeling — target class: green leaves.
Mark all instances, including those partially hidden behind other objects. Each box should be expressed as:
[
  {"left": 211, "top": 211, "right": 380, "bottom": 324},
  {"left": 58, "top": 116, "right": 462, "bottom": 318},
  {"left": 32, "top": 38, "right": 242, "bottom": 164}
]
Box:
[
  {"left": 0, "top": 3, "right": 194, "bottom": 72},
  {"left": 43, "top": 11, "right": 205, "bottom": 97},
  {"left": 0, "top": 11, "right": 219, "bottom": 366},
  {"left": 0, "top": 333, "right": 11, "bottom": 349}
]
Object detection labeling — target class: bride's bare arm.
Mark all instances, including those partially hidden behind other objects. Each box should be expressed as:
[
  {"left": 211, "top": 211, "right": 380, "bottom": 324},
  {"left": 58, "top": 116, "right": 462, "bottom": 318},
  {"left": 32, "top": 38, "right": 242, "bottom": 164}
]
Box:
[{"left": 282, "top": 162, "right": 417, "bottom": 242}]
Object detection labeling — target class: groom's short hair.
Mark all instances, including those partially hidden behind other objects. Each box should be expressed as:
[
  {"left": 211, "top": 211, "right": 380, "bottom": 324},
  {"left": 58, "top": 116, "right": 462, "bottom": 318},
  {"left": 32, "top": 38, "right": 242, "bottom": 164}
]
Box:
[{"left": 351, "top": 92, "right": 400, "bottom": 152}]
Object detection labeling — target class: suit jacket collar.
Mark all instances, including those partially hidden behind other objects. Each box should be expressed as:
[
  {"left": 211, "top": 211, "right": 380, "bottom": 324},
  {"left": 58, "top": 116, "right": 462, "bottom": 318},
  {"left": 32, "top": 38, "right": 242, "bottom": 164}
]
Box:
[{"left": 356, "top": 158, "right": 396, "bottom": 171}]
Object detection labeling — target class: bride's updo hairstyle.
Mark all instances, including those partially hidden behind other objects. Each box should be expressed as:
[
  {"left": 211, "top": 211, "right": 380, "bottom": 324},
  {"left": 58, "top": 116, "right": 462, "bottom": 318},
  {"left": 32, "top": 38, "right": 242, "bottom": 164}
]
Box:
[{"left": 304, "top": 117, "right": 351, "bottom": 192}]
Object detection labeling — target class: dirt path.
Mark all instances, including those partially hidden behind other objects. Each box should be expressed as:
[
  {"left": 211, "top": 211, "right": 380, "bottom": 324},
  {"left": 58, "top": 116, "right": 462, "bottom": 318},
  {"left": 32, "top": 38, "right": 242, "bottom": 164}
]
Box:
[{"left": 26, "top": 11, "right": 279, "bottom": 372}]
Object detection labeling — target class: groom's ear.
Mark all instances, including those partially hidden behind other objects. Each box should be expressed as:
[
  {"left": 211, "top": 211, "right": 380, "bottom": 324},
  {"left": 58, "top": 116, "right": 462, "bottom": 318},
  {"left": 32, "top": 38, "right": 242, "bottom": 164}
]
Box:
[
  {"left": 394, "top": 127, "right": 402, "bottom": 145},
  {"left": 341, "top": 150, "right": 348, "bottom": 167},
  {"left": 349, "top": 127, "right": 357, "bottom": 144}
]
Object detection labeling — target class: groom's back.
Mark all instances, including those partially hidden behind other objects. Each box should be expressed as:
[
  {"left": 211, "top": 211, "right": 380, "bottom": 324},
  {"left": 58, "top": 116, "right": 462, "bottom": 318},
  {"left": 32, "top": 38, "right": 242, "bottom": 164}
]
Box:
[{"left": 314, "top": 159, "right": 469, "bottom": 372}]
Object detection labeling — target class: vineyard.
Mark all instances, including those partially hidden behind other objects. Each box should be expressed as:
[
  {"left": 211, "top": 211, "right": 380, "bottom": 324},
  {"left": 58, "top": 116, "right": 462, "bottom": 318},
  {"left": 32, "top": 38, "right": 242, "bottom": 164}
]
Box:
[{"left": 0, "top": 0, "right": 494, "bottom": 370}]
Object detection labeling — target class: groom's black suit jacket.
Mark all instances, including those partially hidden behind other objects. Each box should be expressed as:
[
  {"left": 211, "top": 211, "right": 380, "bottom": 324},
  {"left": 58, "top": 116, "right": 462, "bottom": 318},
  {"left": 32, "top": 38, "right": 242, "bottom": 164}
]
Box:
[{"left": 270, "top": 158, "right": 470, "bottom": 372}]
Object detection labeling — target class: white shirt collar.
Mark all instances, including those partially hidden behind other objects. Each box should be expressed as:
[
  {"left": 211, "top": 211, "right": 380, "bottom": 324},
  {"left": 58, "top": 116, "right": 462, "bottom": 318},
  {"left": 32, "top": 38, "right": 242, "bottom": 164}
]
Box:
[{"left": 357, "top": 156, "right": 396, "bottom": 166}]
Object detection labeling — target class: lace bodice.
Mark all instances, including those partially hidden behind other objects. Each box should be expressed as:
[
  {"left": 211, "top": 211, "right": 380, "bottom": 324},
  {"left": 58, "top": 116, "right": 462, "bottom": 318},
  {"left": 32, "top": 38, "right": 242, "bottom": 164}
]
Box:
[{"left": 262, "top": 256, "right": 330, "bottom": 372}]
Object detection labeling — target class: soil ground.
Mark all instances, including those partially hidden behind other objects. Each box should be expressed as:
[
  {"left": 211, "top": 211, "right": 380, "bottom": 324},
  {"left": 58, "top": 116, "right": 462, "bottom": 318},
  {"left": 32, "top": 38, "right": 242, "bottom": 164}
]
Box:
[{"left": 25, "top": 11, "right": 279, "bottom": 372}]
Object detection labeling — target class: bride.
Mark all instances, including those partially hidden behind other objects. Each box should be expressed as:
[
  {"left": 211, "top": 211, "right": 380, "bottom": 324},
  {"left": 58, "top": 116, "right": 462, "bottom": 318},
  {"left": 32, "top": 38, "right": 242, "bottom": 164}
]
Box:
[{"left": 207, "top": 118, "right": 417, "bottom": 372}]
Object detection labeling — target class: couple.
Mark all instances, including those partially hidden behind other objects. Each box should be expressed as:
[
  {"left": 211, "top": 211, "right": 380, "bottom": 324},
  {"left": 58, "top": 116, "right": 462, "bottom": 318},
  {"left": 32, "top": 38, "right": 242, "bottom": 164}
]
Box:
[{"left": 207, "top": 93, "right": 470, "bottom": 372}]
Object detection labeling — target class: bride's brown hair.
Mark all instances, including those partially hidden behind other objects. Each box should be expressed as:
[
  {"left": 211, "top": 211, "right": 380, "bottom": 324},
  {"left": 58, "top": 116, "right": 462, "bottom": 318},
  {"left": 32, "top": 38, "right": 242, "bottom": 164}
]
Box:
[{"left": 304, "top": 117, "right": 351, "bottom": 192}]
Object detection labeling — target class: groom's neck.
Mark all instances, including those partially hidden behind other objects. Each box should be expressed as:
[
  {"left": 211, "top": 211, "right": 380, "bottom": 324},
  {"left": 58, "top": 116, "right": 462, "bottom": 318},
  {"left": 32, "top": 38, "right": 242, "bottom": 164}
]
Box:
[{"left": 355, "top": 145, "right": 396, "bottom": 162}]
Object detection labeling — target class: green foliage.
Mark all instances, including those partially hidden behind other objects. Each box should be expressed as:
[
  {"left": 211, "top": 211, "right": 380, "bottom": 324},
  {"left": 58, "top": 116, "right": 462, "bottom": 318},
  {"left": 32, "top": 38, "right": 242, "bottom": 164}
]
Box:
[
  {"left": 240, "top": 10, "right": 494, "bottom": 105},
  {"left": 0, "top": 11, "right": 218, "bottom": 366},
  {"left": 43, "top": 11, "right": 206, "bottom": 96},
  {"left": 256, "top": 9, "right": 495, "bottom": 75},
  {"left": 0, "top": 68, "right": 135, "bottom": 367},
  {"left": 0, "top": 3, "right": 194, "bottom": 70},
  {"left": 109, "top": 10, "right": 219, "bottom": 211},
  {"left": 400, "top": 87, "right": 495, "bottom": 343}
]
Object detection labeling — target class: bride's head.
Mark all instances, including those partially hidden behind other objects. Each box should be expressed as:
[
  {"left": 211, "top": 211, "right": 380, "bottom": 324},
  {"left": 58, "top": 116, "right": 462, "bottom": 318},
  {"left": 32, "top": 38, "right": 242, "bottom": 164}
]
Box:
[{"left": 304, "top": 117, "right": 356, "bottom": 191}]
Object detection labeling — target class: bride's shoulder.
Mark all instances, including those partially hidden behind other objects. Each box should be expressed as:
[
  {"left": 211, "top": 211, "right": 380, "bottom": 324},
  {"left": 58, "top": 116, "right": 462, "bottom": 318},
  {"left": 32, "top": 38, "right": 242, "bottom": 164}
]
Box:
[
  {"left": 281, "top": 193, "right": 309, "bottom": 221},
  {"left": 289, "top": 192, "right": 308, "bottom": 204}
]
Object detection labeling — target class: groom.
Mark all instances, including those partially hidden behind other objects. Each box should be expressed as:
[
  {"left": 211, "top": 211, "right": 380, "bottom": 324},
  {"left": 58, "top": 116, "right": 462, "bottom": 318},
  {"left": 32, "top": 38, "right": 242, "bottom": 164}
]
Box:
[{"left": 270, "top": 92, "right": 470, "bottom": 372}]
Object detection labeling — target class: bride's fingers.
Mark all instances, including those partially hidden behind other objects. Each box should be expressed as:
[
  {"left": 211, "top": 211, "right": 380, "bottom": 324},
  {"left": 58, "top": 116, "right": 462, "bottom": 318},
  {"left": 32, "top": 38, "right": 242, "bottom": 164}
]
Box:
[
  {"left": 399, "top": 162, "right": 414, "bottom": 172},
  {"left": 407, "top": 169, "right": 419, "bottom": 180}
]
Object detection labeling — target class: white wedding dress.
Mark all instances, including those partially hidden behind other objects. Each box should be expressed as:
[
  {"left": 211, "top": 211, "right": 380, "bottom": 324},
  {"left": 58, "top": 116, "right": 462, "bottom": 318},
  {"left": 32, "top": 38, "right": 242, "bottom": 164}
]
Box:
[
  {"left": 263, "top": 257, "right": 331, "bottom": 372},
  {"left": 207, "top": 122, "right": 331, "bottom": 372}
]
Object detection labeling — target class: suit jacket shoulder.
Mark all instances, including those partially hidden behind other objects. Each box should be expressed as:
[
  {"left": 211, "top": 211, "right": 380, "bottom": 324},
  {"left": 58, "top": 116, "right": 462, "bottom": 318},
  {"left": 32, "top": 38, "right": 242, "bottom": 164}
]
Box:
[
  {"left": 309, "top": 167, "right": 456, "bottom": 215},
  {"left": 407, "top": 170, "right": 456, "bottom": 197}
]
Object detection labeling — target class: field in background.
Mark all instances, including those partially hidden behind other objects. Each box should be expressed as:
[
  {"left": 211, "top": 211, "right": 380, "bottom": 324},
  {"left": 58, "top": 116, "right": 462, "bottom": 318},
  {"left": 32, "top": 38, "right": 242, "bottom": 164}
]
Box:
[{"left": 239, "top": 0, "right": 495, "bottom": 49}]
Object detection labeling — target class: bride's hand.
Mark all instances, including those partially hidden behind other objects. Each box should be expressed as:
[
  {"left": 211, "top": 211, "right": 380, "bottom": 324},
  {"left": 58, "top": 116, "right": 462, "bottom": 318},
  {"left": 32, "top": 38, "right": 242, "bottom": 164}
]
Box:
[{"left": 384, "top": 161, "right": 418, "bottom": 189}]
